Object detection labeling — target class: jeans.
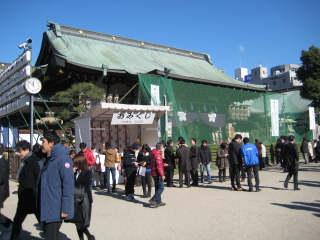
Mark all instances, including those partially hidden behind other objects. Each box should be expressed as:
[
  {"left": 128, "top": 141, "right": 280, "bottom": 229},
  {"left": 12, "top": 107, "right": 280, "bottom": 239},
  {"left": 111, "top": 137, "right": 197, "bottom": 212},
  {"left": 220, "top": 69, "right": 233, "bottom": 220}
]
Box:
[
  {"left": 141, "top": 171, "right": 152, "bottom": 196},
  {"left": 151, "top": 176, "right": 164, "bottom": 204},
  {"left": 200, "top": 163, "right": 212, "bottom": 182},
  {"left": 303, "top": 152, "right": 309, "bottom": 164},
  {"left": 105, "top": 167, "right": 116, "bottom": 191}
]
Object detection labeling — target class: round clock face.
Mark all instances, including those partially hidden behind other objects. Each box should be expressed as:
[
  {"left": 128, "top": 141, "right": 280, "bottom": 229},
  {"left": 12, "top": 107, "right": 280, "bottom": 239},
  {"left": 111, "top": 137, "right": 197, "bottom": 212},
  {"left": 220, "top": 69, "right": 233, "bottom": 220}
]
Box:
[{"left": 25, "top": 77, "right": 42, "bottom": 94}]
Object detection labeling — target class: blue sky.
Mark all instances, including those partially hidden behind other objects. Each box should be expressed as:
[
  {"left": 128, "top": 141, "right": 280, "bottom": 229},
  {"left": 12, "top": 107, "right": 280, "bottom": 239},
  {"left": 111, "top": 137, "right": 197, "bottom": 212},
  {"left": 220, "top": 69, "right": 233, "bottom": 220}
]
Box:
[{"left": 0, "top": 0, "right": 319, "bottom": 78}]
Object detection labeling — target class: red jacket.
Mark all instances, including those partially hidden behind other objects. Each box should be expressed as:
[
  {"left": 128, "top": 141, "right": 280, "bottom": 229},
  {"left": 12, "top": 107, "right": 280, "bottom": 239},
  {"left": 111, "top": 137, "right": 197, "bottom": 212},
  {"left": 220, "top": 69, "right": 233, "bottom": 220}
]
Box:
[
  {"left": 151, "top": 149, "right": 165, "bottom": 177},
  {"left": 79, "top": 148, "right": 96, "bottom": 167}
]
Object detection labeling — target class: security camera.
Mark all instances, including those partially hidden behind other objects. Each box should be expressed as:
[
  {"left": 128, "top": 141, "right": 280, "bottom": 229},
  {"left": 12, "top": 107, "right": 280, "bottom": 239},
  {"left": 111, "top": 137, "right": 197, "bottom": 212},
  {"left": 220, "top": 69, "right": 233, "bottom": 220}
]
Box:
[
  {"left": 18, "top": 43, "right": 28, "bottom": 49},
  {"left": 18, "top": 39, "right": 32, "bottom": 49}
]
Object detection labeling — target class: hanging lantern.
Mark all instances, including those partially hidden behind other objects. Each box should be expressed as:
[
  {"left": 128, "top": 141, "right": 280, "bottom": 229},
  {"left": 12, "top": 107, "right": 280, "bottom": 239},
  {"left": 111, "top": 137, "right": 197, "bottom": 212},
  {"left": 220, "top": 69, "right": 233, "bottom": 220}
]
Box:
[
  {"left": 240, "top": 106, "right": 244, "bottom": 120},
  {"left": 107, "top": 93, "right": 113, "bottom": 103},
  {"left": 113, "top": 88, "right": 119, "bottom": 103},
  {"left": 235, "top": 105, "right": 240, "bottom": 120}
]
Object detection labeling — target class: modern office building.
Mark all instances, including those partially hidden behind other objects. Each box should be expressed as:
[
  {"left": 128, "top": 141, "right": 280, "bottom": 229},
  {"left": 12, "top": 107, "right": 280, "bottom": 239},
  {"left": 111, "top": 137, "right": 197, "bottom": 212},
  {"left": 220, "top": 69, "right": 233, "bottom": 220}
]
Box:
[
  {"left": 234, "top": 67, "right": 248, "bottom": 81},
  {"left": 239, "top": 64, "right": 302, "bottom": 91}
]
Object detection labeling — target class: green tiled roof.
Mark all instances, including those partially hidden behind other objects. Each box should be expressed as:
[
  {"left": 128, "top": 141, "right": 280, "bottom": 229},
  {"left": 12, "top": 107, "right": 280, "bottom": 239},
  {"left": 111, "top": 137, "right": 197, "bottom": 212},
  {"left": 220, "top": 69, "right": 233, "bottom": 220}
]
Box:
[{"left": 39, "top": 21, "right": 265, "bottom": 90}]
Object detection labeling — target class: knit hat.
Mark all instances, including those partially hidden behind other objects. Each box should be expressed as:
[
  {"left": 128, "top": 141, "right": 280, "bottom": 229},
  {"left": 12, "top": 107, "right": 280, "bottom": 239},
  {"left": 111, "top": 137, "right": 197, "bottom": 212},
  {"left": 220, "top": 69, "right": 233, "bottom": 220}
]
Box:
[{"left": 130, "top": 142, "right": 139, "bottom": 150}]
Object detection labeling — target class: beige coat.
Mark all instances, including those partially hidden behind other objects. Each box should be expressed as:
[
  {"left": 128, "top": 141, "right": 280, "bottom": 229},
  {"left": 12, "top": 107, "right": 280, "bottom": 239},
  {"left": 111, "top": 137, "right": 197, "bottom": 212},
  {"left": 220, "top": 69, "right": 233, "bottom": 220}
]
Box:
[{"left": 101, "top": 148, "right": 117, "bottom": 168}]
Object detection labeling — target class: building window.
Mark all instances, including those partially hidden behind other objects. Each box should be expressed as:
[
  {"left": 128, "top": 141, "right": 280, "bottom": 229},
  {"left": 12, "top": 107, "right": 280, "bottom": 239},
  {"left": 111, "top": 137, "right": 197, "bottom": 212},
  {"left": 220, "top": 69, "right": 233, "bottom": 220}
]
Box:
[
  {"left": 283, "top": 79, "right": 286, "bottom": 83},
  {"left": 273, "top": 81, "right": 276, "bottom": 85}
]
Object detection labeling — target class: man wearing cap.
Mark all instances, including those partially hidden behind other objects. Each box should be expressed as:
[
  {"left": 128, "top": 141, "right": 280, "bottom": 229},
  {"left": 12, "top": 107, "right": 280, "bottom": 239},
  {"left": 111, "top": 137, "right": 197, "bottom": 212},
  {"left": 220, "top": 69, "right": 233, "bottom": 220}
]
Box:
[{"left": 123, "top": 143, "right": 139, "bottom": 200}]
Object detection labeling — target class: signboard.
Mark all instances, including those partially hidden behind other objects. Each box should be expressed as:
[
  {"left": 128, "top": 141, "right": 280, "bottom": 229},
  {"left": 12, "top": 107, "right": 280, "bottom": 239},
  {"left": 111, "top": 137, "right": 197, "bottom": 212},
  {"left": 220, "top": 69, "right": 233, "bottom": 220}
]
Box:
[
  {"left": 150, "top": 84, "right": 160, "bottom": 106},
  {"left": 0, "top": 66, "right": 31, "bottom": 94},
  {"left": 0, "top": 81, "right": 27, "bottom": 106},
  {"left": 0, "top": 50, "right": 31, "bottom": 84},
  {"left": 270, "top": 99, "right": 279, "bottom": 136},
  {"left": 167, "top": 121, "right": 172, "bottom": 137},
  {"left": 244, "top": 74, "right": 252, "bottom": 83},
  {"left": 0, "top": 95, "right": 30, "bottom": 117},
  {"left": 111, "top": 111, "right": 155, "bottom": 125},
  {"left": 309, "top": 107, "right": 316, "bottom": 130}
]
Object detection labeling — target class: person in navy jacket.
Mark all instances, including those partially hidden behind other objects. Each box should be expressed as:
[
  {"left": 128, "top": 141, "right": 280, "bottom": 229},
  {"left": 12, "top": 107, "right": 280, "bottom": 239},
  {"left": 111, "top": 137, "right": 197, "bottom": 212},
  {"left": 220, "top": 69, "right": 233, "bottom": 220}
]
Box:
[
  {"left": 39, "top": 131, "right": 74, "bottom": 240},
  {"left": 240, "top": 137, "right": 261, "bottom": 192}
]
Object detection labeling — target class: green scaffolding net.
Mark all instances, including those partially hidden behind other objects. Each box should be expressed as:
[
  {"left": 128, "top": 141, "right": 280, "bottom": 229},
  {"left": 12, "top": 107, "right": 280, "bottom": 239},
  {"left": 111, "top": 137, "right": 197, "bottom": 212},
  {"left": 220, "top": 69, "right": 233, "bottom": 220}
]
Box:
[{"left": 138, "top": 74, "right": 313, "bottom": 144}]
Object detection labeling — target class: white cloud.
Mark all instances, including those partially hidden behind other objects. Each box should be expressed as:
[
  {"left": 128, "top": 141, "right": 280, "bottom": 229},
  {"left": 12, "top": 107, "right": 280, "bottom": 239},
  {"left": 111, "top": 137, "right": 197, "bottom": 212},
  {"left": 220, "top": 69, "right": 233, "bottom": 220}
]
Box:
[{"left": 239, "top": 45, "right": 245, "bottom": 52}]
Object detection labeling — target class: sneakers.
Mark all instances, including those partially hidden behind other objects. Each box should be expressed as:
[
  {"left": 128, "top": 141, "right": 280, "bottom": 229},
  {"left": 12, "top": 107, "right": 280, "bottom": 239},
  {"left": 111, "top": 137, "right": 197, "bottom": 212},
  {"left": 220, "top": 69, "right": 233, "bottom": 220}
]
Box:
[
  {"left": 125, "top": 194, "right": 136, "bottom": 201},
  {"left": 125, "top": 195, "right": 132, "bottom": 201}
]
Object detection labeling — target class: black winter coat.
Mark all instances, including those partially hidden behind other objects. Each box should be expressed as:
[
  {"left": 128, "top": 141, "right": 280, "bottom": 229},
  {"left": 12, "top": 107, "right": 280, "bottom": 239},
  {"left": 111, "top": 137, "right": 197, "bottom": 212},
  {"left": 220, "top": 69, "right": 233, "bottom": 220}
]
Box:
[
  {"left": 0, "top": 156, "right": 9, "bottom": 208},
  {"left": 199, "top": 145, "right": 212, "bottom": 164},
  {"left": 123, "top": 149, "right": 137, "bottom": 174},
  {"left": 137, "top": 152, "right": 151, "bottom": 170},
  {"left": 228, "top": 141, "right": 241, "bottom": 166},
  {"left": 189, "top": 145, "right": 199, "bottom": 169},
  {"left": 177, "top": 145, "right": 191, "bottom": 171},
  {"left": 17, "top": 152, "right": 40, "bottom": 213},
  {"left": 74, "top": 169, "right": 92, "bottom": 229},
  {"left": 284, "top": 142, "right": 299, "bottom": 167},
  {"left": 164, "top": 146, "right": 175, "bottom": 170}
]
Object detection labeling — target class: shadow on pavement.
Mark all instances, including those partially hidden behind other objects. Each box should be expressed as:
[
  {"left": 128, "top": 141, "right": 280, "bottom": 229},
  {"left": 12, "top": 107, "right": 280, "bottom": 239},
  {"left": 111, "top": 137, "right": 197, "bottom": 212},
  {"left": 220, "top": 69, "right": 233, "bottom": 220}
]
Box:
[
  {"left": 0, "top": 225, "right": 42, "bottom": 240},
  {"left": 94, "top": 188, "right": 152, "bottom": 208},
  {"left": 271, "top": 200, "right": 320, "bottom": 217}
]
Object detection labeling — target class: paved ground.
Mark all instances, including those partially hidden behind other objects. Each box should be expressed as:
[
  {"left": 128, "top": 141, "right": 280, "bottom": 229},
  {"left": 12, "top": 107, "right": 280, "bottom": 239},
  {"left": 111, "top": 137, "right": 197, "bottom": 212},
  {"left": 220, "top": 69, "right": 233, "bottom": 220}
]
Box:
[{"left": 0, "top": 162, "right": 319, "bottom": 240}]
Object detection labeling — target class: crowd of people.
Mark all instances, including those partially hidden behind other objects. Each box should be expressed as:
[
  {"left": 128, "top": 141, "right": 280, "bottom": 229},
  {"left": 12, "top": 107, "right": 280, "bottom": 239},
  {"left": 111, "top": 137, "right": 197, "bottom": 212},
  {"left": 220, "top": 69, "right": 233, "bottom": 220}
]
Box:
[{"left": 0, "top": 131, "right": 319, "bottom": 239}]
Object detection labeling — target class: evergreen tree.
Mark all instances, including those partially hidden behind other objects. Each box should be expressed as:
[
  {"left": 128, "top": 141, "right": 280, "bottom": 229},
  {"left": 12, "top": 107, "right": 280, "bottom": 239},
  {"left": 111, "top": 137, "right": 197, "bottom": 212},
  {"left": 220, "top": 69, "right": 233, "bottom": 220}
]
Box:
[
  {"left": 297, "top": 45, "right": 320, "bottom": 102},
  {"left": 51, "top": 82, "right": 105, "bottom": 125}
]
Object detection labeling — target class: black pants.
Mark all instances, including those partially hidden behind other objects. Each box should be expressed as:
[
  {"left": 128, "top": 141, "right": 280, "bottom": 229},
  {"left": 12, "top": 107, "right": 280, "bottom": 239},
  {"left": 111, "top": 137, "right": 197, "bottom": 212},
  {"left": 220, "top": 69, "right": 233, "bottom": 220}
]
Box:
[
  {"left": 43, "top": 221, "right": 62, "bottom": 240},
  {"left": 240, "top": 165, "right": 246, "bottom": 179},
  {"left": 285, "top": 164, "right": 299, "bottom": 189},
  {"left": 179, "top": 171, "right": 190, "bottom": 187},
  {"left": 141, "top": 171, "right": 152, "bottom": 196},
  {"left": 246, "top": 165, "right": 260, "bottom": 191},
  {"left": 190, "top": 168, "right": 198, "bottom": 186},
  {"left": 98, "top": 171, "right": 105, "bottom": 186},
  {"left": 12, "top": 197, "right": 38, "bottom": 238},
  {"left": 125, "top": 171, "right": 136, "bottom": 195},
  {"left": 230, "top": 164, "right": 241, "bottom": 189},
  {"left": 165, "top": 168, "right": 174, "bottom": 187}
]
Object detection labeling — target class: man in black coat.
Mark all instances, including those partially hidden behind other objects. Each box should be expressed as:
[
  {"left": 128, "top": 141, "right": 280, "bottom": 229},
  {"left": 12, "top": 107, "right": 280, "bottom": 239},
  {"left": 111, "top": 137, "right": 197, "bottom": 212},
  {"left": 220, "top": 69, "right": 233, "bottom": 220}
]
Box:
[
  {"left": 164, "top": 140, "right": 176, "bottom": 187},
  {"left": 176, "top": 139, "right": 191, "bottom": 188},
  {"left": 283, "top": 135, "right": 300, "bottom": 190},
  {"left": 280, "top": 136, "right": 289, "bottom": 172},
  {"left": 0, "top": 143, "right": 12, "bottom": 230},
  {"left": 228, "top": 134, "right": 243, "bottom": 191},
  {"left": 300, "top": 137, "right": 309, "bottom": 164},
  {"left": 123, "top": 143, "right": 139, "bottom": 200},
  {"left": 189, "top": 138, "right": 199, "bottom": 186},
  {"left": 199, "top": 140, "right": 212, "bottom": 184},
  {"left": 3, "top": 140, "right": 40, "bottom": 240}
]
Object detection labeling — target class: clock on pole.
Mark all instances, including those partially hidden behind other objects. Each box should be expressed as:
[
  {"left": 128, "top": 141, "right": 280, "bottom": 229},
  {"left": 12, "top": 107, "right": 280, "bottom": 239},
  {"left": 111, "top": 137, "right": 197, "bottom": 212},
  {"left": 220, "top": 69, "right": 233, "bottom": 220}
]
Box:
[{"left": 24, "top": 77, "right": 42, "bottom": 94}]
